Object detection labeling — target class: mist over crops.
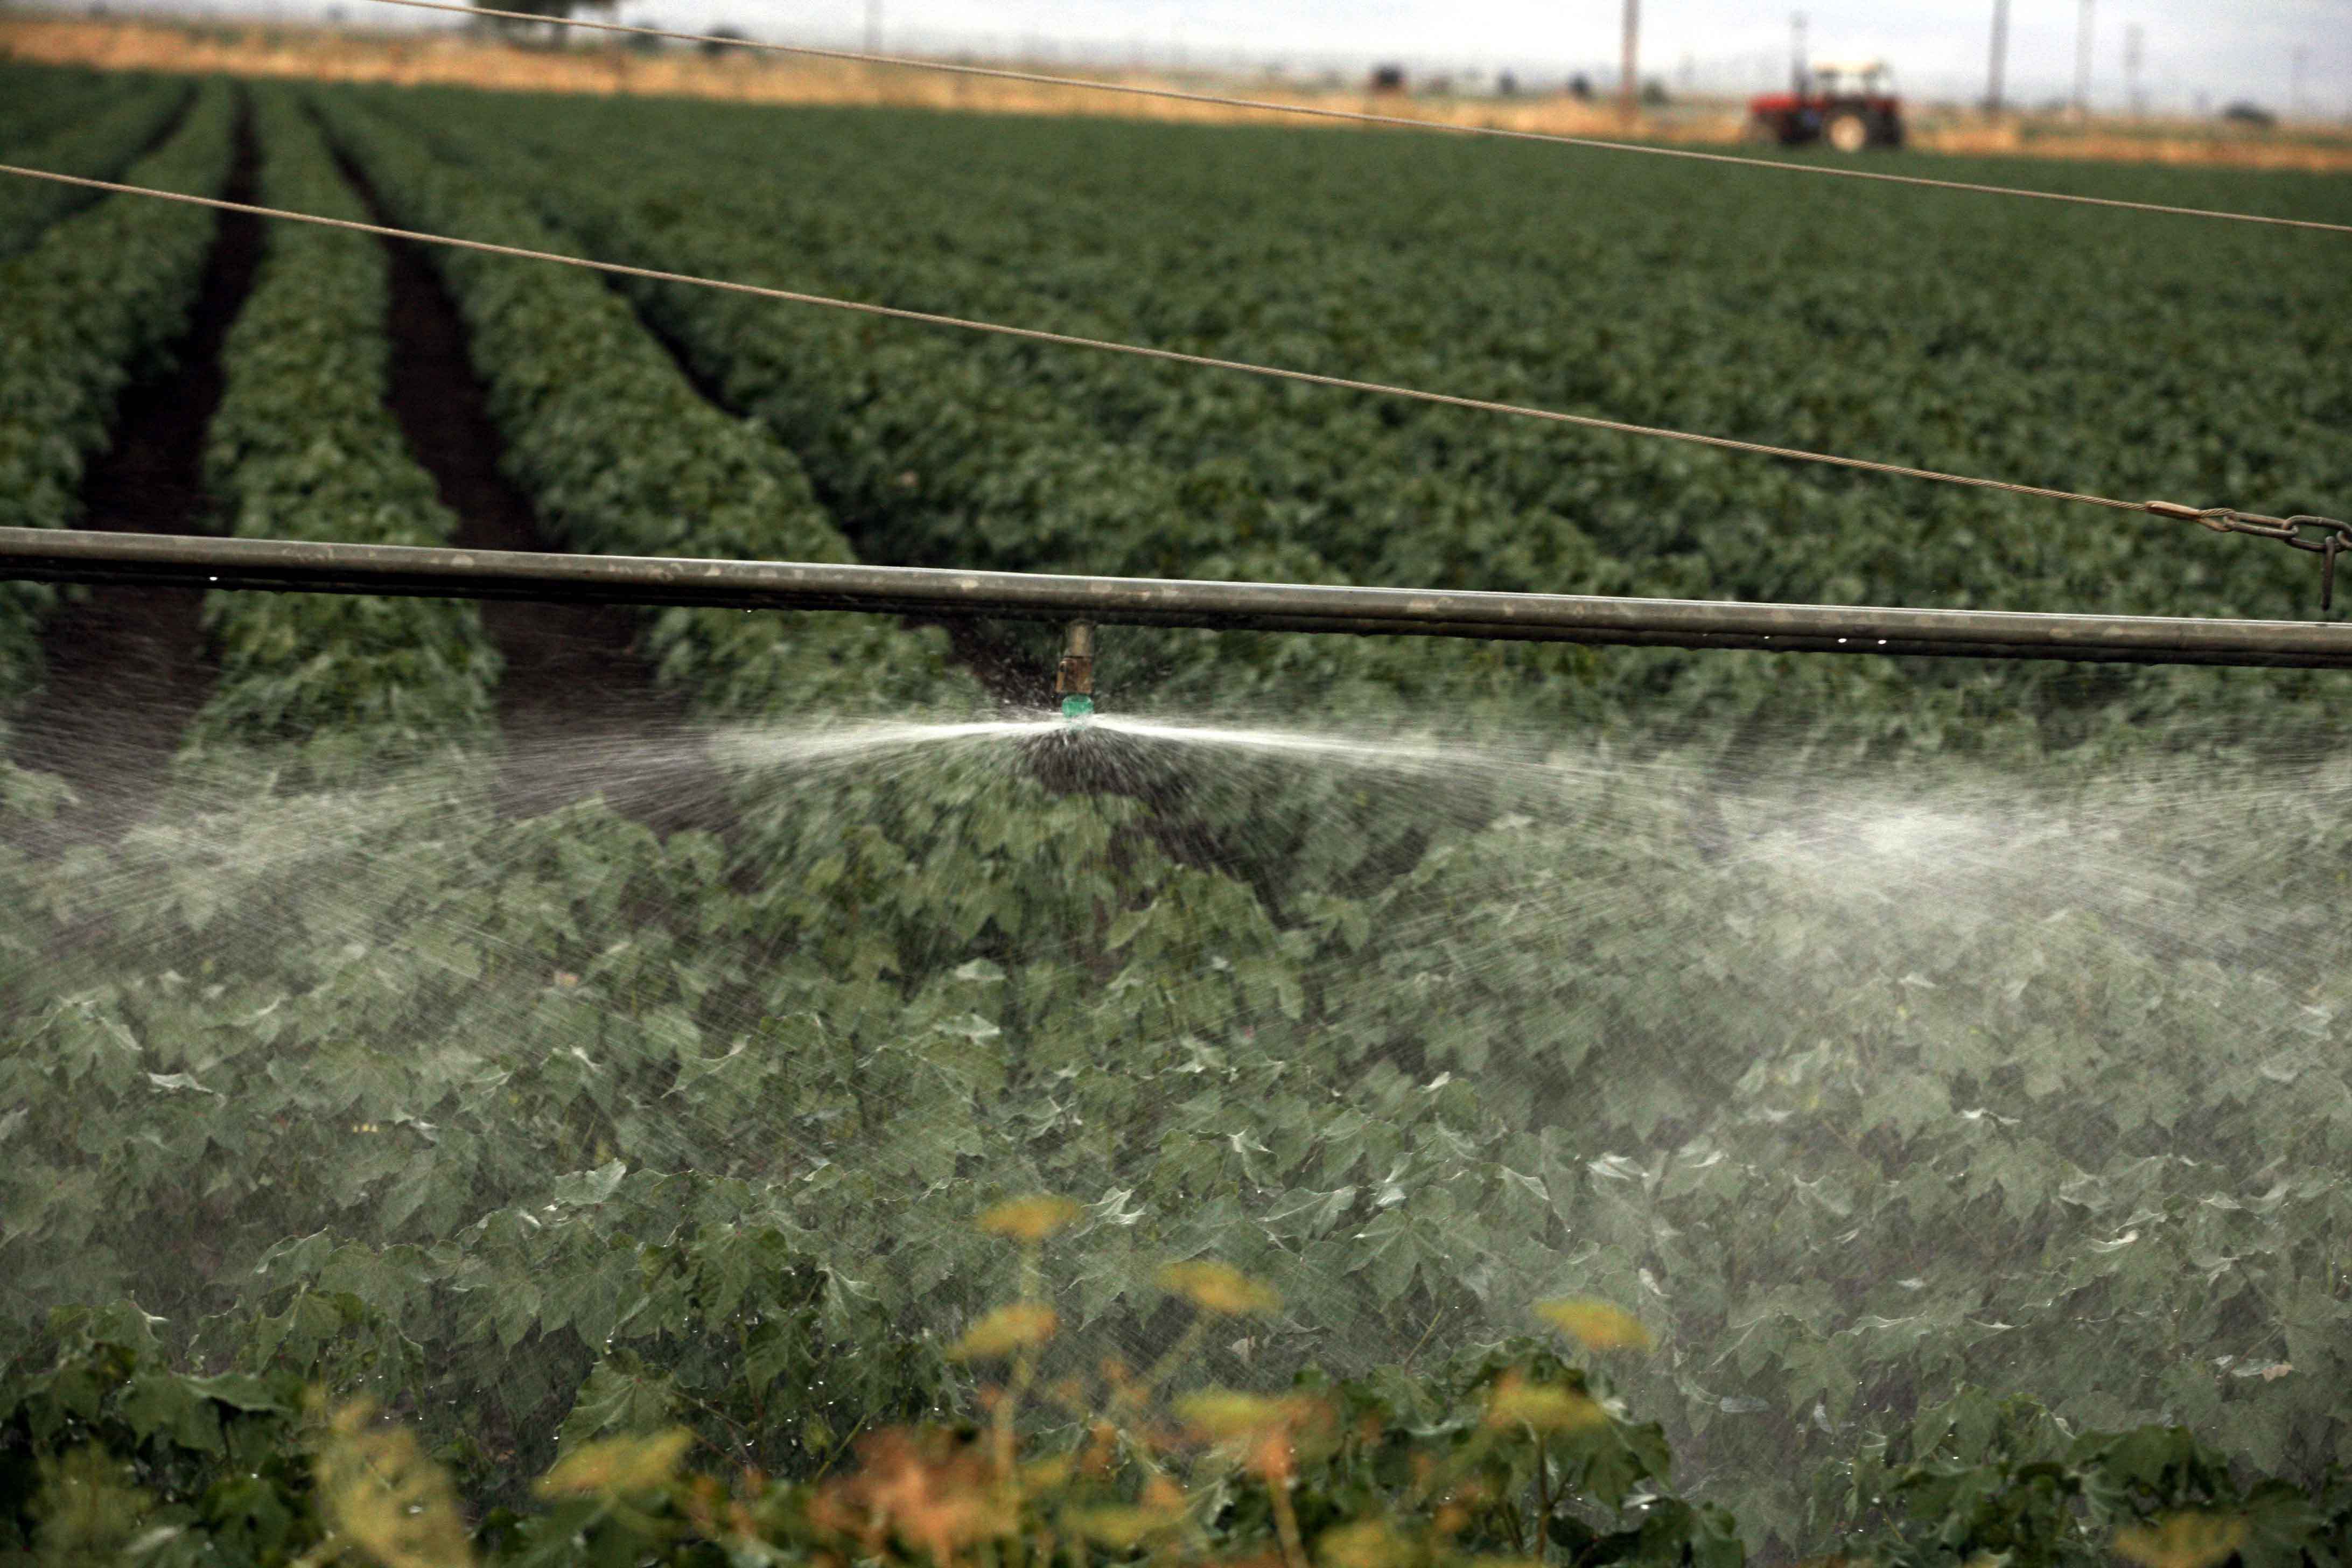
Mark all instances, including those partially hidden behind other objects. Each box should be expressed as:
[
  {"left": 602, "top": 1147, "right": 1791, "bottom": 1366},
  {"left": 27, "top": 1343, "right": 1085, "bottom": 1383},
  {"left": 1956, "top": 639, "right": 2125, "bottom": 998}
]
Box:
[{"left": 2, "top": 58, "right": 2351, "bottom": 1557}]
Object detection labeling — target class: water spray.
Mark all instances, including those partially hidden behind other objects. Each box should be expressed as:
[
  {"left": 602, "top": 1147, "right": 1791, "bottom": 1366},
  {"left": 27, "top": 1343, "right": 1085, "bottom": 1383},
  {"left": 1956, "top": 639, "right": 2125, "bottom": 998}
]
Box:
[{"left": 1057, "top": 620, "right": 1096, "bottom": 724}]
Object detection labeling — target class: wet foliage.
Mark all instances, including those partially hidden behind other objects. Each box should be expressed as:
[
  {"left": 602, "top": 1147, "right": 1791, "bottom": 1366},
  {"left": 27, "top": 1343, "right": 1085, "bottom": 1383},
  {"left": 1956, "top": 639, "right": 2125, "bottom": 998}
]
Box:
[{"left": 10, "top": 1226, "right": 2349, "bottom": 1568}]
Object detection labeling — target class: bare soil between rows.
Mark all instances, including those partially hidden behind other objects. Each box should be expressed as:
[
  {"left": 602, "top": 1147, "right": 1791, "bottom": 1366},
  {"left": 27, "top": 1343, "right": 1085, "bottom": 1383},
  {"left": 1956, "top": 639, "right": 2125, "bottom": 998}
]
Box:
[
  {"left": 9, "top": 99, "right": 260, "bottom": 843},
  {"left": 345, "top": 148, "right": 730, "bottom": 836}
]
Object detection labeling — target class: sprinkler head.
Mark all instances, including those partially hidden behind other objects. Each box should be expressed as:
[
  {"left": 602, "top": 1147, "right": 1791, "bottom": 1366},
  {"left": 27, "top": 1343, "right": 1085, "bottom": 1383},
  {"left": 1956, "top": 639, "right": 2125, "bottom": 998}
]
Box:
[{"left": 1055, "top": 620, "right": 1097, "bottom": 722}]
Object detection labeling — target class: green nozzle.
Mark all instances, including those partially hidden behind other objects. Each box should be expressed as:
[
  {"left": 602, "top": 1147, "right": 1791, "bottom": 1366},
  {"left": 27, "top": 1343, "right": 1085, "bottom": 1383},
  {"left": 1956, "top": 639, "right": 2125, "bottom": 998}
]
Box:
[{"left": 1061, "top": 694, "right": 1095, "bottom": 724}]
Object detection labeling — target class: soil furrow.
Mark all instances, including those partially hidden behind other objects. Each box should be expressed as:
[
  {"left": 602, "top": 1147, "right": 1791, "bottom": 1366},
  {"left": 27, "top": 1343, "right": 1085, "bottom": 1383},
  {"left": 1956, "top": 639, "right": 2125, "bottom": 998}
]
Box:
[
  {"left": 342, "top": 154, "right": 728, "bottom": 835},
  {"left": 10, "top": 101, "right": 260, "bottom": 842}
]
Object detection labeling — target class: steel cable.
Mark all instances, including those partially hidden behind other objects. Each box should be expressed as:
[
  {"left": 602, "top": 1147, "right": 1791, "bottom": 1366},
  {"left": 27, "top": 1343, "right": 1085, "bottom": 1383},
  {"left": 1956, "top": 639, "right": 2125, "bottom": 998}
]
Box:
[
  {"left": 0, "top": 160, "right": 2172, "bottom": 521},
  {"left": 369, "top": 0, "right": 2352, "bottom": 240}
]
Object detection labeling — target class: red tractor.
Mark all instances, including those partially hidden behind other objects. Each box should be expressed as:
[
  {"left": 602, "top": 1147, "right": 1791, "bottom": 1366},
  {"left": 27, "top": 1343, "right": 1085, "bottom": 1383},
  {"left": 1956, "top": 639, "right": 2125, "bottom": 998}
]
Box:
[{"left": 1746, "top": 61, "right": 1905, "bottom": 152}]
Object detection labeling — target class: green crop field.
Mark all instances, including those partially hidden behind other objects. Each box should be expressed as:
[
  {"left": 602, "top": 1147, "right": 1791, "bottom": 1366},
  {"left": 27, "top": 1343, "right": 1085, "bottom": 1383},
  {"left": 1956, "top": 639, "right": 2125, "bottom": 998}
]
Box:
[{"left": 4, "top": 59, "right": 2352, "bottom": 1567}]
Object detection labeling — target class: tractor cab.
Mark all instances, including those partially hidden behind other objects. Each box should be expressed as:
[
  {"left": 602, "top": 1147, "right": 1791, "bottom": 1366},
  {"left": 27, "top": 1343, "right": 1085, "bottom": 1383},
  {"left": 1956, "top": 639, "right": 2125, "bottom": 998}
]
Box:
[{"left": 1747, "top": 59, "right": 1905, "bottom": 152}]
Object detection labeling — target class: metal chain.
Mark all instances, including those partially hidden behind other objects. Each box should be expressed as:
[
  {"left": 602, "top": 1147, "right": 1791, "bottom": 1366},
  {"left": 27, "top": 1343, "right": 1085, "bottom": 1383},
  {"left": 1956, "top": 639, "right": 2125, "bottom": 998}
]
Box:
[
  {"left": 2151, "top": 502, "right": 2352, "bottom": 609},
  {"left": 370, "top": 0, "right": 2352, "bottom": 241},
  {"left": 1, "top": 160, "right": 2340, "bottom": 602}
]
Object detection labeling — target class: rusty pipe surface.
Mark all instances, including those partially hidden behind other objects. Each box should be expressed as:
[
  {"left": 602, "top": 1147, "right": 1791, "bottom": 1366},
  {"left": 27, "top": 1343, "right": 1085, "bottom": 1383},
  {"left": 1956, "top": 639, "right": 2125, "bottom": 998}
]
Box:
[{"left": 5, "top": 526, "right": 2352, "bottom": 669}]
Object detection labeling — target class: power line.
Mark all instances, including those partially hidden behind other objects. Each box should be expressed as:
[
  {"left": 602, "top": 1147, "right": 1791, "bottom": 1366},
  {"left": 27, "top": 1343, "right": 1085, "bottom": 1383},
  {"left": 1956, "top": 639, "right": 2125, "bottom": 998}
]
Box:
[
  {"left": 4, "top": 158, "right": 2343, "bottom": 606},
  {"left": 364, "top": 0, "right": 2352, "bottom": 239},
  {"left": 0, "top": 159, "right": 2154, "bottom": 514}
]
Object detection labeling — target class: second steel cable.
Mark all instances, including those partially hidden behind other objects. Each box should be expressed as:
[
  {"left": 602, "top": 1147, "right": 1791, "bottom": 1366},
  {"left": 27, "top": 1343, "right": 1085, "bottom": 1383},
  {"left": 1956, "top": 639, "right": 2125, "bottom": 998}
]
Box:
[{"left": 0, "top": 161, "right": 2159, "bottom": 521}]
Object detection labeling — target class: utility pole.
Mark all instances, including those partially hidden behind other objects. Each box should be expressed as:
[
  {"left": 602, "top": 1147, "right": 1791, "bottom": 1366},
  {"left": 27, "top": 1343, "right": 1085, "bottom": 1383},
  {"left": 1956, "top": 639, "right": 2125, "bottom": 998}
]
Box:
[
  {"left": 2124, "top": 24, "right": 2144, "bottom": 117},
  {"left": 2292, "top": 46, "right": 2309, "bottom": 120},
  {"left": 2072, "top": 0, "right": 2094, "bottom": 118},
  {"left": 864, "top": 0, "right": 881, "bottom": 53},
  {"left": 1620, "top": 0, "right": 1639, "bottom": 124},
  {"left": 1790, "top": 11, "right": 1807, "bottom": 93},
  {"left": 1985, "top": 0, "right": 2009, "bottom": 114}
]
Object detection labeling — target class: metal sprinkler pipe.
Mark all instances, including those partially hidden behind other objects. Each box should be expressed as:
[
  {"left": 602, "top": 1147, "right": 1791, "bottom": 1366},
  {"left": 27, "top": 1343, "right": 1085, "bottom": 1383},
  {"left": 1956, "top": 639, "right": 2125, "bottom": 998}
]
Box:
[{"left": 6, "top": 526, "right": 2352, "bottom": 669}]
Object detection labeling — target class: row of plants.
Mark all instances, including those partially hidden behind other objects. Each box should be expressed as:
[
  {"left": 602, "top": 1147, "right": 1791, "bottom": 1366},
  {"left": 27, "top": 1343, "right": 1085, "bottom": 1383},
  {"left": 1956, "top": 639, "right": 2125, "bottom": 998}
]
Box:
[
  {"left": 0, "top": 73, "right": 194, "bottom": 260},
  {"left": 305, "top": 96, "right": 937, "bottom": 710},
  {"left": 0, "top": 76, "right": 230, "bottom": 727},
  {"left": 0, "top": 62, "right": 120, "bottom": 154},
  {"left": 190, "top": 86, "right": 499, "bottom": 769},
  {"left": 0, "top": 68, "right": 228, "bottom": 1015}
]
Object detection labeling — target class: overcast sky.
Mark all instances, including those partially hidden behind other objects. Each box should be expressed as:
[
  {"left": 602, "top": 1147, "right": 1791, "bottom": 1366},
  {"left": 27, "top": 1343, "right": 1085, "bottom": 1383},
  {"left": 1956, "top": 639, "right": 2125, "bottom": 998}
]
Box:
[{"left": 125, "top": 0, "right": 2352, "bottom": 114}]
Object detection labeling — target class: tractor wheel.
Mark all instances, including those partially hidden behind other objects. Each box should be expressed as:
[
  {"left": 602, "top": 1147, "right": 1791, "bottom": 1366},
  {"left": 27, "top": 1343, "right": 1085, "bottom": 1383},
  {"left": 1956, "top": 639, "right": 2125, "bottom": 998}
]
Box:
[{"left": 1825, "top": 110, "right": 1871, "bottom": 153}]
